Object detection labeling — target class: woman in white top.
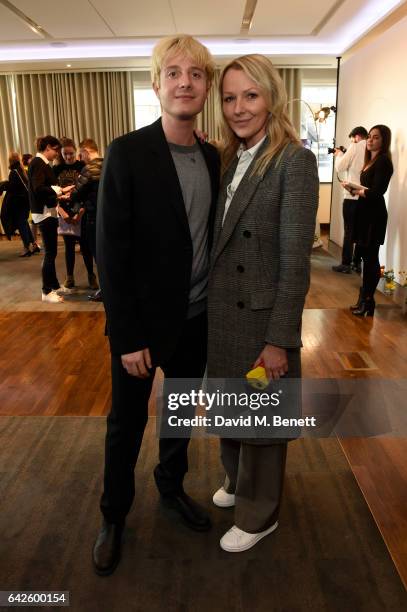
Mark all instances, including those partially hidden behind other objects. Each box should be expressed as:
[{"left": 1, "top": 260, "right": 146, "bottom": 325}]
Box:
[
  {"left": 207, "top": 54, "right": 319, "bottom": 552},
  {"left": 27, "top": 135, "right": 73, "bottom": 303}
]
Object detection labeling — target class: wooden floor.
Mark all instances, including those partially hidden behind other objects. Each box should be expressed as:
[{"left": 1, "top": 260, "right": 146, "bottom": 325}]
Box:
[{"left": 0, "top": 234, "right": 406, "bottom": 589}]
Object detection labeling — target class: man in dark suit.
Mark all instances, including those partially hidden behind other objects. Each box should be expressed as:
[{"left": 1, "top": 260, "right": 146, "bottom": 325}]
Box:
[{"left": 93, "top": 35, "right": 219, "bottom": 575}]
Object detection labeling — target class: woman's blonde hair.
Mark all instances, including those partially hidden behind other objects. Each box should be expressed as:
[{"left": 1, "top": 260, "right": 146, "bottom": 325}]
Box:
[
  {"left": 8, "top": 151, "right": 23, "bottom": 170},
  {"left": 218, "top": 54, "right": 300, "bottom": 176},
  {"left": 151, "top": 35, "right": 215, "bottom": 88}
]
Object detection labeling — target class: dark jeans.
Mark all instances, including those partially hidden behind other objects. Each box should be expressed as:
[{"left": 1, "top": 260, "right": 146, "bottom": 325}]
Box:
[
  {"left": 359, "top": 243, "right": 381, "bottom": 297},
  {"left": 342, "top": 199, "right": 361, "bottom": 266},
  {"left": 14, "top": 208, "right": 34, "bottom": 249},
  {"left": 38, "top": 216, "right": 59, "bottom": 294},
  {"left": 100, "top": 310, "right": 207, "bottom": 525},
  {"left": 86, "top": 218, "right": 97, "bottom": 262},
  {"left": 62, "top": 234, "right": 94, "bottom": 277}
]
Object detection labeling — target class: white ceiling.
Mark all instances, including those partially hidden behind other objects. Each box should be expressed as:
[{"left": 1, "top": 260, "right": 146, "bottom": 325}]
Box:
[
  {"left": 0, "top": 0, "right": 405, "bottom": 70},
  {"left": 250, "top": 0, "right": 339, "bottom": 35}
]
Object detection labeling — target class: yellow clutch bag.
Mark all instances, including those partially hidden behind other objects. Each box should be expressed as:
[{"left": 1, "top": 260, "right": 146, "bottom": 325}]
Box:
[{"left": 246, "top": 365, "right": 269, "bottom": 390}]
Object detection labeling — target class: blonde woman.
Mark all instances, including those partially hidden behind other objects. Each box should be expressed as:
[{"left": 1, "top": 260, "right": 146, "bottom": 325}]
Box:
[{"left": 207, "top": 54, "right": 319, "bottom": 552}]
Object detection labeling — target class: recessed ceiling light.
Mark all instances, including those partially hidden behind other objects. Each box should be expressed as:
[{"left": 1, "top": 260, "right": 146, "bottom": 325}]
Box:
[{"left": 67, "top": 64, "right": 71, "bottom": 67}]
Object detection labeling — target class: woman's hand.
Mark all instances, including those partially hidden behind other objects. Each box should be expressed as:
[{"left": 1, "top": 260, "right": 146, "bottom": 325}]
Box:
[
  {"left": 254, "top": 344, "right": 288, "bottom": 380},
  {"left": 194, "top": 128, "right": 208, "bottom": 143},
  {"left": 57, "top": 205, "right": 70, "bottom": 219}
]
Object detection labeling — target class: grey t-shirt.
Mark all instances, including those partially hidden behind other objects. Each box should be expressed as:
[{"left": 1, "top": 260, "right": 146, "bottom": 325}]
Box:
[{"left": 169, "top": 142, "right": 211, "bottom": 316}]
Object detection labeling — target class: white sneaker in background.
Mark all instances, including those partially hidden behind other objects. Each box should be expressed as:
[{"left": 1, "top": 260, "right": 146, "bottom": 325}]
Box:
[
  {"left": 42, "top": 290, "right": 64, "bottom": 303},
  {"left": 213, "top": 487, "right": 235, "bottom": 508},
  {"left": 220, "top": 522, "right": 278, "bottom": 552}
]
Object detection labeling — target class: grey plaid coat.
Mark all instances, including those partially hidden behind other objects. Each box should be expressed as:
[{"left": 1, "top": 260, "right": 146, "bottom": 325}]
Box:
[{"left": 207, "top": 140, "right": 319, "bottom": 382}]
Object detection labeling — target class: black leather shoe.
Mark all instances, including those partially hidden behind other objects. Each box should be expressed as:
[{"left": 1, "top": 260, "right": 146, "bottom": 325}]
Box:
[
  {"left": 352, "top": 297, "right": 375, "bottom": 317},
  {"left": 88, "top": 289, "right": 102, "bottom": 302},
  {"left": 92, "top": 521, "right": 124, "bottom": 576},
  {"left": 161, "top": 492, "right": 211, "bottom": 531},
  {"left": 332, "top": 264, "right": 351, "bottom": 274}
]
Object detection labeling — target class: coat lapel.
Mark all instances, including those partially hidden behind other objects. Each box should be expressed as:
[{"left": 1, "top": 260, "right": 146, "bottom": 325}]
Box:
[
  {"left": 148, "top": 118, "right": 191, "bottom": 238},
  {"left": 211, "top": 139, "right": 269, "bottom": 266},
  {"left": 211, "top": 158, "right": 237, "bottom": 259},
  {"left": 197, "top": 139, "right": 220, "bottom": 250}
]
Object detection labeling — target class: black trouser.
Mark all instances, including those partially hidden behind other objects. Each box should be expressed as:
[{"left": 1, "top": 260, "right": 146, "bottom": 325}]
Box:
[
  {"left": 86, "top": 218, "right": 97, "bottom": 262},
  {"left": 38, "top": 217, "right": 59, "bottom": 294},
  {"left": 14, "top": 207, "right": 34, "bottom": 249},
  {"left": 100, "top": 310, "right": 207, "bottom": 525},
  {"left": 62, "top": 234, "right": 94, "bottom": 277},
  {"left": 359, "top": 243, "right": 381, "bottom": 297},
  {"left": 342, "top": 199, "right": 361, "bottom": 266}
]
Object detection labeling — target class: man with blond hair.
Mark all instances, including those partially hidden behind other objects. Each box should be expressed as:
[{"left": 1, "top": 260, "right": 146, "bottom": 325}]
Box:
[{"left": 93, "top": 35, "right": 219, "bottom": 575}]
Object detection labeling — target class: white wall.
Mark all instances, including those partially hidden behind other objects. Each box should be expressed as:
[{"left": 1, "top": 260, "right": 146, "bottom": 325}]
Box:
[
  {"left": 318, "top": 184, "right": 332, "bottom": 224},
  {"left": 330, "top": 16, "right": 407, "bottom": 281}
]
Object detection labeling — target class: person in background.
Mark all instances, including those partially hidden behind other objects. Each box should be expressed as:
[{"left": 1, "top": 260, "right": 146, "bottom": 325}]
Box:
[
  {"left": 28, "top": 135, "right": 74, "bottom": 303},
  {"left": 54, "top": 138, "right": 84, "bottom": 187},
  {"left": 345, "top": 125, "right": 393, "bottom": 316},
  {"left": 22, "top": 153, "right": 33, "bottom": 168},
  {"left": 68, "top": 138, "right": 103, "bottom": 299},
  {"left": 56, "top": 138, "right": 96, "bottom": 291},
  {"left": 207, "top": 54, "right": 318, "bottom": 552},
  {"left": 332, "top": 126, "right": 368, "bottom": 274},
  {"left": 22, "top": 153, "right": 40, "bottom": 249},
  {"left": 6, "top": 152, "right": 40, "bottom": 257}
]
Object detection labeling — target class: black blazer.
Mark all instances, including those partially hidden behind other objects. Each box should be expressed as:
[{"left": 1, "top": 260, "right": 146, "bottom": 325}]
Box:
[
  {"left": 354, "top": 155, "right": 393, "bottom": 246},
  {"left": 97, "top": 118, "right": 220, "bottom": 361},
  {"left": 7, "top": 164, "right": 29, "bottom": 212},
  {"left": 28, "top": 157, "right": 58, "bottom": 214}
]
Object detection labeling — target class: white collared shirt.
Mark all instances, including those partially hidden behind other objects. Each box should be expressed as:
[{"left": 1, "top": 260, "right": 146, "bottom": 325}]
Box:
[
  {"left": 335, "top": 139, "right": 366, "bottom": 200},
  {"left": 31, "top": 153, "right": 62, "bottom": 224},
  {"left": 222, "top": 136, "right": 266, "bottom": 225}
]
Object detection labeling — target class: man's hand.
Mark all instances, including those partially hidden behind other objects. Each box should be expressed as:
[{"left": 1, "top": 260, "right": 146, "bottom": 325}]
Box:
[
  {"left": 254, "top": 344, "right": 288, "bottom": 380},
  {"left": 333, "top": 148, "right": 343, "bottom": 157},
  {"left": 121, "top": 348, "right": 152, "bottom": 378}
]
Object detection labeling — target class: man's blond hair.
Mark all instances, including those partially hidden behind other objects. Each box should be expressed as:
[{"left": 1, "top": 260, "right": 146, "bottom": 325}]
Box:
[{"left": 151, "top": 35, "right": 215, "bottom": 88}]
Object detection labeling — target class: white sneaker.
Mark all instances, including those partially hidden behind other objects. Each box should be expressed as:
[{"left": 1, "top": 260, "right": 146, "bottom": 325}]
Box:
[
  {"left": 213, "top": 487, "right": 235, "bottom": 508},
  {"left": 56, "top": 285, "right": 74, "bottom": 295},
  {"left": 42, "top": 290, "right": 64, "bottom": 303},
  {"left": 220, "top": 522, "right": 278, "bottom": 552}
]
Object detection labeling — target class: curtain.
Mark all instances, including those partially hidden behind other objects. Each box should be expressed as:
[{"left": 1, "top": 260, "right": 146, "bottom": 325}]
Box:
[
  {"left": 0, "top": 75, "right": 16, "bottom": 179},
  {"left": 196, "top": 69, "right": 221, "bottom": 142},
  {"left": 13, "top": 71, "right": 135, "bottom": 156}
]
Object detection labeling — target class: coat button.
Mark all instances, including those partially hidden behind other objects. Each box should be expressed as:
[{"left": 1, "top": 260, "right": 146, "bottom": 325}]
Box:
[
  {"left": 237, "top": 265, "right": 244, "bottom": 273},
  {"left": 237, "top": 301, "right": 245, "bottom": 309},
  {"left": 243, "top": 230, "right": 251, "bottom": 238}
]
